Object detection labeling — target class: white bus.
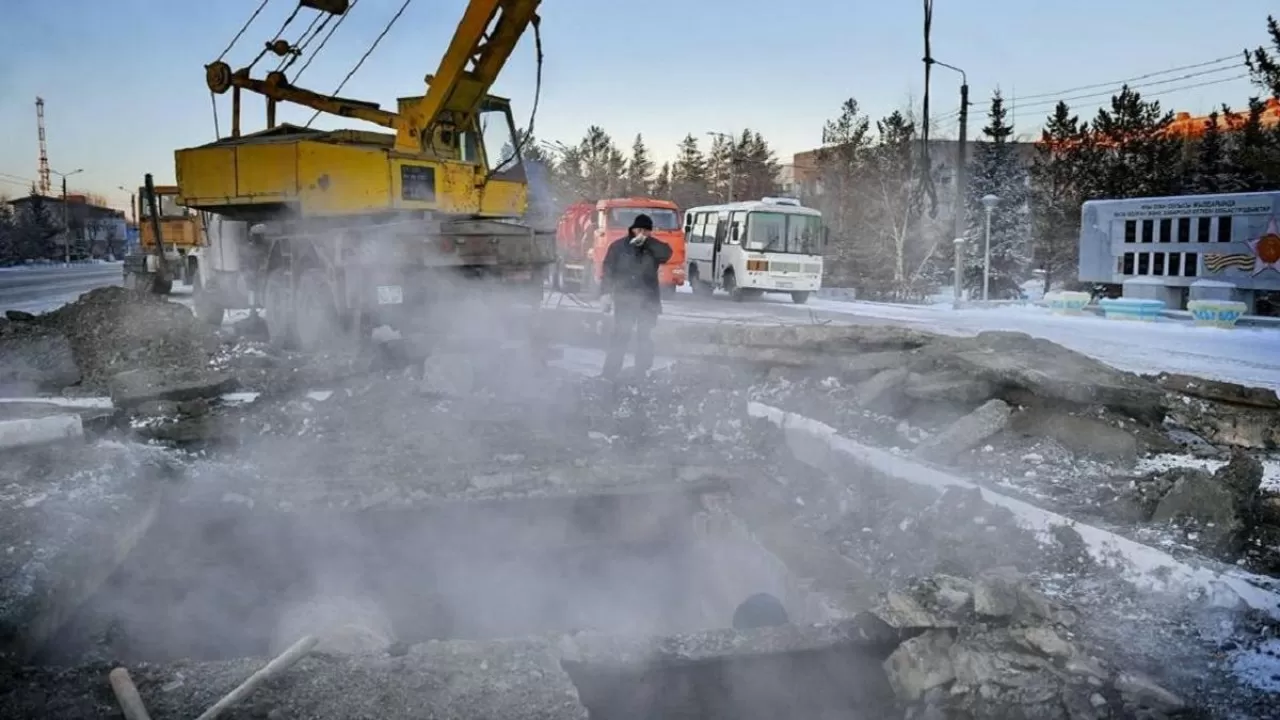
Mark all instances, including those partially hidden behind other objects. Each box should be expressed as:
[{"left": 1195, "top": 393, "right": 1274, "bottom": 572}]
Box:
[{"left": 682, "top": 197, "right": 826, "bottom": 303}]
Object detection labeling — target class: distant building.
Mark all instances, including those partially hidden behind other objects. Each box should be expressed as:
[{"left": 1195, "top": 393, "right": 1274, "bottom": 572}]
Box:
[
  {"left": 6, "top": 194, "right": 127, "bottom": 259},
  {"left": 1078, "top": 191, "right": 1280, "bottom": 311}
]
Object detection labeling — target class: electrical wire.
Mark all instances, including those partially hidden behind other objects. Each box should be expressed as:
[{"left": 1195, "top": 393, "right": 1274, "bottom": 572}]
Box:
[
  {"left": 293, "top": 0, "right": 361, "bottom": 83},
  {"left": 936, "top": 58, "right": 1245, "bottom": 122},
  {"left": 275, "top": 10, "right": 328, "bottom": 72},
  {"left": 216, "top": 0, "right": 271, "bottom": 62},
  {"left": 935, "top": 73, "right": 1251, "bottom": 133},
  {"left": 305, "top": 0, "right": 411, "bottom": 127},
  {"left": 488, "top": 14, "right": 545, "bottom": 181},
  {"left": 247, "top": 3, "right": 303, "bottom": 69},
  {"left": 1016, "top": 53, "right": 1242, "bottom": 102}
]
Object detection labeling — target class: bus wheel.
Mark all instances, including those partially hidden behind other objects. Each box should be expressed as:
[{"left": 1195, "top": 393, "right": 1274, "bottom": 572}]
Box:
[
  {"left": 724, "top": 271, "right": 746, "bottom": 302},
  {"left": 791, "top": 291, "right": 810, "bottom": 305}
]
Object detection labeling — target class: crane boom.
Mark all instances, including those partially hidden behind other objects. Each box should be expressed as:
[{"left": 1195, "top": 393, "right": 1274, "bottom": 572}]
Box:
[{"left": 206, "top": 0, "right": 541, "bottom": 153}]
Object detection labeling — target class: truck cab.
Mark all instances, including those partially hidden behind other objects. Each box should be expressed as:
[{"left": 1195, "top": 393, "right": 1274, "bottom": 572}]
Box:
[{"left": 590, "top": 199, "right": 687, "bottom": 292}]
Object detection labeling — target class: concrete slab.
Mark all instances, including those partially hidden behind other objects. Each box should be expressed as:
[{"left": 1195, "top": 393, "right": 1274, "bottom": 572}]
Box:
[{"left": 0, "top": 414, "right": 83, "bottom": 451}]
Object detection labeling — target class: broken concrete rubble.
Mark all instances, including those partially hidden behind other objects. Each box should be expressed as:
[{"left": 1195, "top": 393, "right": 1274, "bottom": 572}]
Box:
[
  {"left": 34, "top": 286, "right": 216, "bottom": 392},
  {"left": 913, "top": 398, "right": 1012, "bottom": 463},
  {"left": 878, "top": 569, "right": 1187, "bottom": 720},
  {"left": 109, "top": 367, "right": 236, "bottom": 408},
  {"left": 1125, "top": 452, "right": 1266, "bottom": 556}
]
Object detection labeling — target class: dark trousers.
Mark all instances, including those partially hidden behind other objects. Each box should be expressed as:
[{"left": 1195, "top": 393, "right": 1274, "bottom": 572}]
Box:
[{"left": 602, "top": 300, "right": 657, "bottom": 379}]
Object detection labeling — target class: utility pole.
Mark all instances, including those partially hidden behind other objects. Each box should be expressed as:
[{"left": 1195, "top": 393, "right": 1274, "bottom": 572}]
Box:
[
  {"left": 51, "top": 168, "right": 83, "bottom": 264},
  {"left": 925, "top": 59, "right": 970, "bottom": 305},
  {"left": 954, "top": 81, "right": 969, "bottom": 304}
]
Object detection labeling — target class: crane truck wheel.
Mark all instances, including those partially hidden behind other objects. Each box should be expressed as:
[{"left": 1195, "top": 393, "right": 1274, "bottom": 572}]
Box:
[
  {"left": 263, "top": 268, "right": 295, "bottom": 350},
  {"left": 191, "top": 271, "right": 225, "bottom": 327},
  {"left": 293, "top": 268, "right": 342, "bottom": 353}
]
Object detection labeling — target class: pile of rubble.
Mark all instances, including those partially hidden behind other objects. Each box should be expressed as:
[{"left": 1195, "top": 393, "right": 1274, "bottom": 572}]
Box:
[
  {"left": 878, "top": 569, "right": 1190, "bottom": 720},
  {"left": 627, "top": 323, "right": 1280, "bottom": 575},
  {"left": 28, "top": 287, "right": 218, "bottom": 392}
]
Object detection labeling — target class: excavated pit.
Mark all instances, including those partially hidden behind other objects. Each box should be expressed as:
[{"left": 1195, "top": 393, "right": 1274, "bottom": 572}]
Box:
[{"left": 40, "top": 485, "right": 826, "bottom": 665}]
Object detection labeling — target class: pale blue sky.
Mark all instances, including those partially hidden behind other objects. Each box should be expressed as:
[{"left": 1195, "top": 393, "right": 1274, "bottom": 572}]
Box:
[{"left": 0, "top": 0, "right": 1274, "bottom": 212}]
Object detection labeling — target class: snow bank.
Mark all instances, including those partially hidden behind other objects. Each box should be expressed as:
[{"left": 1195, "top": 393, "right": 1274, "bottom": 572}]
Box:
[{"left": 747, "top": 401, "right": 1280, "bottom": 617}]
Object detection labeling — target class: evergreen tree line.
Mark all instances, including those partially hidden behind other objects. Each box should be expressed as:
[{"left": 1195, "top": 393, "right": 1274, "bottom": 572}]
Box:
[
  {"left": 809, "top": 15, "right": 1280, "bottom": 300},
  {"left": 517, "top": 126, "right": 785, "bottom": 223}
]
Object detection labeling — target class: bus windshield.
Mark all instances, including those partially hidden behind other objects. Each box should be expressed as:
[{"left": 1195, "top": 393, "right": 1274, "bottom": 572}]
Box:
[
  {"left": 747, "top": 212, "right": 822, "bottom": 255},
  {"left": 607, "top": 207, "right": 680, "bottom": 231}
]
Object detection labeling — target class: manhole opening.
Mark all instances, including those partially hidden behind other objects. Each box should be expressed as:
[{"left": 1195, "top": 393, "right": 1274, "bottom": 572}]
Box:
[
  {"left": 42, "top": 489, "right": 815, "bottom": 664},
  {"left": 561, "top": 645, "right": 897, "bottom": 720}
]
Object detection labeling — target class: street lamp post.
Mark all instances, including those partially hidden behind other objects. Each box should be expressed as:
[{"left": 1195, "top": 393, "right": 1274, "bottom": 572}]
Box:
[
  {"left": 924, "top": 58, "right": 970, "bottom": 305},
  {"left": 953, "top": 237, "right": 965, "bottom": 307},
  {"left": 706, "top": 131, "right": 735, "bottom": 202},
  {"left": 981, "top": 194, "right": 999, "bottom": 301},
  {"left": 50, "top": 168, "right": 84, "bottom": 264},
  {"left": 117, "top": 185, "right": 137, "bottom": 223}
]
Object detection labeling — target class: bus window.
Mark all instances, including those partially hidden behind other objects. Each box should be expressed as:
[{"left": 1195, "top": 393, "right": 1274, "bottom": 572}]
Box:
[
  {"left": 787, "top": 214, "right": 823, "bottom": 254},
  {"left": 717, "top": 211, "right": 731, "bottom": 245},
  {"left": 706, "top": 213, "right": 719, "bottom": 245},
  {"left": 730, "top": 211, "right": 747, "bottom": 243},
  {"left": 690, "top": 212, "right": 705, "bottom": 243},
  {"left": 748, "top": 212, "right": 786, "bottom": 252}
]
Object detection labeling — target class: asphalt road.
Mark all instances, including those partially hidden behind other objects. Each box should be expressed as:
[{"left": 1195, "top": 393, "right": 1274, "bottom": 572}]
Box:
[{"left": 0, "top": 263, "right": 123, "bottom": 315}]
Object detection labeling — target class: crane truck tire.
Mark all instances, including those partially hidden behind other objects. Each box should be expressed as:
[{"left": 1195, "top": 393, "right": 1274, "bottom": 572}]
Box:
[
  {"left": 263, "top": 268, "right": 295, "bottom": 350},
  {"left": 191, "top": 271, "right": 225, "bottom": 327},
  {"left": 293, "top": 268, "right": 343, "bottom": 353}
]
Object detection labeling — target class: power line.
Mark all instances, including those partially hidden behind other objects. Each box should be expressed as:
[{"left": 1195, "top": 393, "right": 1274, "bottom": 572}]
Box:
[
  {"left": 216, "top": 0, "right": 271, "bottom": 62},
  {"left": 1016, "top": 53, "right": 1241, "bottom": 102},
  {"left": 934, "top": 73, "right": 1251, "bottom": 133},
  {"left": 936, "top": 62, "right": 1247, "bottom": 122},
  {"left": 306, "top": 0, "right": 412, "bottom": 127},
  {"left": 275, "top": 10, "right": 327, "bottom": 72},
  {"left": 293, "top": 0, "right": 361, "bottom": 83}
]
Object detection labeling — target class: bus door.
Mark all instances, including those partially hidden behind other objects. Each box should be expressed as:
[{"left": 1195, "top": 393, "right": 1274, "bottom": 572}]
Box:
[{"left": 711, "top": 211, "right": 730, "bottom": 284}]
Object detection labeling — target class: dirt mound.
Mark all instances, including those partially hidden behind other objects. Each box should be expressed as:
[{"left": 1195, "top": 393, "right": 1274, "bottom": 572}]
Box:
[{"left": 37, "top": 287, "right": 216, "bottom": 391}]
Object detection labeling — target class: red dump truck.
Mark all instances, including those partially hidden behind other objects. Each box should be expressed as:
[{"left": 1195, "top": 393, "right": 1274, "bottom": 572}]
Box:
[{"left": 552, "top": 197, "right": 686, "bottom": 295}]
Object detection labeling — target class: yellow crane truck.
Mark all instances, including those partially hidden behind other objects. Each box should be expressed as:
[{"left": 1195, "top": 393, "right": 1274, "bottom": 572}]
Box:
[
  {"left": 122, "top": 179, "right": 204, "bottom": 295},
  {"left": 173, "top": 0, "right": 552, "bottom": 350}
]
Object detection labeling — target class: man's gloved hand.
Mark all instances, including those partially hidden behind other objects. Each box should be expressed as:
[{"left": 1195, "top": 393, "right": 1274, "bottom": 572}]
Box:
[
  {"left": 600, "top": 294, "right": 613, "bottom": 313},
  {"left": 629, "top": 235, "right": 646, "bottom": 247}
]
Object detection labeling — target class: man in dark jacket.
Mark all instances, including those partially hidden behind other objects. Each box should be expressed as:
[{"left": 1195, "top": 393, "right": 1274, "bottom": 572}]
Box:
[{"left": 599, "top": 214, "right": 672, "bottom": 380}]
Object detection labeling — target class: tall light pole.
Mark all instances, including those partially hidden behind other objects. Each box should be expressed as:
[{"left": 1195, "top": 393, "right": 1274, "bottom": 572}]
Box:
[
  {"left": 923, "top": 58, "right": 969, "bottom": 305},
  {"left": 706, "top": 131, "right": 735, "bottom": 202},
  {"left": 50, "top": 168, "right": 83, "bottom": 264},
  {"left": 117, "top": 185, "right": 136, "bottom": 223},
  {"left": 981, "top": 194, "right": 999, "bottom": 301}
]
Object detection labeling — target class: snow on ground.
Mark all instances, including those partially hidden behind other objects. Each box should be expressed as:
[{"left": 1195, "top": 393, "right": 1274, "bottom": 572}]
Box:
[
  {"left": 779, "top": 297, "right": 1280, "bottom": 392},
  {"left": 548, "top": 285, "right": 1280, "bottom": 391}
]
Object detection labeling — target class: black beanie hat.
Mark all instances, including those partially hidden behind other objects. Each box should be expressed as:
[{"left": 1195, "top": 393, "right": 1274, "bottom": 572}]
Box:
[{"left": 629, "top": 214, "right": 654, "bottom": 231}]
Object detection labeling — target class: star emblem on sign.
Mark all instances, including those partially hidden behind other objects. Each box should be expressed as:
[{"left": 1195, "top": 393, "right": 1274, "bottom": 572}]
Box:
[{"left": 1248, "top": 216, "right": 1280, "bottom": 276}]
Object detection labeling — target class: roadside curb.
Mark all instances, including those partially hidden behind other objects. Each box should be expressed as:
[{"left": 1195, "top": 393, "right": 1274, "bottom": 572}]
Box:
[
  {"left": 0, "top": 414, "right": 84, "bottom": 451},
  {"left": 746, "top": 401, "right": 1280, "bottom": 618}
]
